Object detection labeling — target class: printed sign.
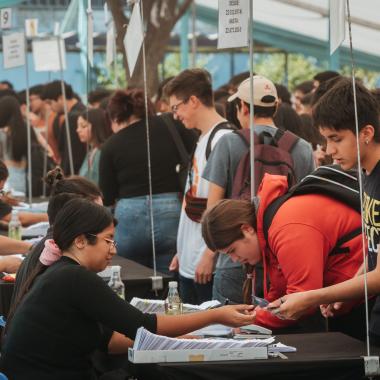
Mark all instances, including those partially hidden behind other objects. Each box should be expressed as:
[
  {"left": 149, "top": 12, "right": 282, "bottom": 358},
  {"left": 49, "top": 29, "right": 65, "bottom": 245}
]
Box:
[
  {"left": 25, "top": 18, "right": 39, "bottom": 38},
  {"left": 3, "top": 32, "right": 25, "bottom": 69},
  {"left": 217, "top": 0, "right": 249, "bottom": 49},
  {"left": 1, "top": 8, "right": 12, "bottom": 29},
  {"left": 32, "top": 38, "right": 66, "bottom": 72},
  {"left": 330, "top": 0, "right": 346, "bottom": 54}
]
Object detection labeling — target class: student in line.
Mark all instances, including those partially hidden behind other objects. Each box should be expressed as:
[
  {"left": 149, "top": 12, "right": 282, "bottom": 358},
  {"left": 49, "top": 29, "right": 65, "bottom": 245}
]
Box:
[
  {"left": 1, "top": 198, "right": 255, "bottom": 379},
  {"left": 269, "top": 78, "right": 380, "bottom": 346},
  {"left": 201, "top": 171, "right": 367, "bottom": 339}
]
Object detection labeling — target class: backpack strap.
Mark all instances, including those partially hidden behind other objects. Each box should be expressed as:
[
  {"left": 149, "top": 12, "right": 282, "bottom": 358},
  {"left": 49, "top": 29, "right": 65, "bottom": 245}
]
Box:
[
  {"left": 205, "top": 122, "right": 236, "bottom": 160},
  {"left": 274, "top": 129, "right": 299, "bottom": 153},
  {"left": 329, "top": 227, "right": 362, "bottom": 256}
]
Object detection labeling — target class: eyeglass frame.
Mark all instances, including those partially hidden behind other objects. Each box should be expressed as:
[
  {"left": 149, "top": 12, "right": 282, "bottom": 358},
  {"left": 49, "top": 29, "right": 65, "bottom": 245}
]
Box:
[
  {"left": 171, "top": 98, "right": 189, "bottom": 113},
  {"left": 87, "top": 233, "right": 117, "bottom": 249}
]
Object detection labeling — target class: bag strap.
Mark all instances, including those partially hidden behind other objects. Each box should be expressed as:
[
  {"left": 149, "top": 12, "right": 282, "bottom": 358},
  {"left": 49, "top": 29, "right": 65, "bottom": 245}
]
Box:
[
  {"left": 274, "top": 128, "right": 299, "bottom": 152},
  {"left": 205, "top": 122, "right": 236, "bottom": 160},
  {"left": 161, "top": 113, "right": 190, "bottom": 166},
  {"left": 329, "top": 227, "right": 362, "bottom": 256}
]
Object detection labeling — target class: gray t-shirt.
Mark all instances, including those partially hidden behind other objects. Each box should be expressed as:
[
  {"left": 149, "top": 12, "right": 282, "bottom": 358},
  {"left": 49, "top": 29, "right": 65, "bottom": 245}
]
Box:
[{"left": 203, "top": 125, "right": 315, "bottom": 269}]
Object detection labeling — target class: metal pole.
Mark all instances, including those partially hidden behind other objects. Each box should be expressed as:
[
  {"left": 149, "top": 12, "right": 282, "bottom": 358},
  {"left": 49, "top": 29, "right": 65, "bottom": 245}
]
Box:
[
  {"left": 57, "top": 35, "right": 74, "bottom": 175},
  {"left": 24, "top": 33, "right": 32, "bottom": 206},
  {"left": 191, "top": 0, "right": 197, "bottom": 67},
  {"left": 248, "top": 0, "right": 255, "bottom": 201}
]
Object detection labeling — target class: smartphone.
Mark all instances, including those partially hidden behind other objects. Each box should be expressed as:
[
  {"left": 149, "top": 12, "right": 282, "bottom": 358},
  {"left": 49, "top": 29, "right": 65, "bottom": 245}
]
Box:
[{"left": 251, "top": 295, "right": 269, "bottom": 308}]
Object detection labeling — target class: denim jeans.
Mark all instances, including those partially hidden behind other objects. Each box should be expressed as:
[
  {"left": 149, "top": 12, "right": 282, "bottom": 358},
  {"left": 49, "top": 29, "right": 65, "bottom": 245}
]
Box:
[
  {"left": 179, "top": 274, "right": 213, "bottom": 305},
  {"left": 212, "top": 266, "right": 245, "bottom": 305},
  {"left": 115, "top": 193, "right": 181, "bottom": 275}
]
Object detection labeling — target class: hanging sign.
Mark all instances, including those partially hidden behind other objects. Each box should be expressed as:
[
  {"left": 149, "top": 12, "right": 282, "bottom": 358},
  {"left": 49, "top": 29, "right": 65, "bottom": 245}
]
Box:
[
  {"left": 330, "top": 0, "right": 346, "bottom": 54},
  {"left": 25, "top": 18, "right": 39, "bottom": 38},
  {"left": 217, "top": 0, "right": 249, "bottom": 49},
  {"left": 106, "top": 21, "right": 115, "bottom": 66},
  {"left": 124, "top": 2, "right": 144, "bottom": 77},
  {"left": 3, "top": 32, "right": 25, "bottom": 69},
  {"left": 1, "top": 8, "right": 12, "bottom": 29},
  {"left": 32, "top": 38, "right": 67, "bottom": 72}
]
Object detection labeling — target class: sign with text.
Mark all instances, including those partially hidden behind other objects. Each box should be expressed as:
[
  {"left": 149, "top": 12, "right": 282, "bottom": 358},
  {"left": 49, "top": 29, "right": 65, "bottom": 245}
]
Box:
[
  {"left": 2, "top": 32, "right": 25, "bottom": 69},
  {"left": 1, "top": 8, "right": 12, "bottom": 29},
  {"left": 217, "top": 0, "right": 249, "bottom": 49},
  {"left": 32, "top": 38, "right": 66, "bottom": 72}
]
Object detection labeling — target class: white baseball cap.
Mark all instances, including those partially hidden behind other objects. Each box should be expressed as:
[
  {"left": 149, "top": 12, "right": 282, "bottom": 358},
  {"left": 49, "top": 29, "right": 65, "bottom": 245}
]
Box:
[{"left": 227, "top": 75, "right": 278, "bottom": 107}]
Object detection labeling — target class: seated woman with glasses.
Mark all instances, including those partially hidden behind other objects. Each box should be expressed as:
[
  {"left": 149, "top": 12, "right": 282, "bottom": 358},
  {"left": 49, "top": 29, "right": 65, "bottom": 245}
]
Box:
[{"left": 1, "top": 198, "right": 255, "bottom": 379}]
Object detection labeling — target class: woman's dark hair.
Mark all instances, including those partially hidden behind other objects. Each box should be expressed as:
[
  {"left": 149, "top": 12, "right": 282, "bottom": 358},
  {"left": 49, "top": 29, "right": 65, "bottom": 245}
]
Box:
[
  {"left": 275, "top": 84, "right": 291, "bottom": 105},
  {"left": 273, "top": 103, "right": 306, "bottom": 140},
  {"left": 53, "top": 198, "right": 115, "bottom": 251},
  {"left": 0, "top": 96, "right": 28, "bottom": 161},
  {"left": 79, "top": 108, "right": 112, "bottom": 147},
  {"left": 225, "top": 98, "right": 242, "bottom": 129},
  {"left": 108, "top": 88, "right": 154, "bottom": 124},
  {"left": 45, "top": 167, "right": 102, "bottom": 202}
]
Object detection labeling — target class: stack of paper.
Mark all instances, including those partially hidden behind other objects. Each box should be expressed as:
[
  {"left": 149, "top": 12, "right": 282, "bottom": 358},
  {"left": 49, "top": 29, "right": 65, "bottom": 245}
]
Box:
[
  {"left": 130, "top": 297, "right": 221, "bottom": 314},
  {"left": 21, "top": 222, "right": 49, "bottom": 238},
  {"left": 133, "top": 327, "right": 274, "bottom": 351}
]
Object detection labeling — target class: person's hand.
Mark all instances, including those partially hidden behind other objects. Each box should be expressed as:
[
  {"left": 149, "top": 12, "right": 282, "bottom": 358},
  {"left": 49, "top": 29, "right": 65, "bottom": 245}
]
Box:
[
  {"left": 320, "top": 302, "right": 344, "bottom": 318},
  {"left": 267, "top": 291, "right": 314, "bottom": 320},
  {"left": 169, "top": 254, "right": 179, "bottom": 272},
  {"left": 214, "top": 304, "right": 256, "bottom": 327},
  {"left": 195, "top": 250, "right": 215, "bottom": 284},
  {"left": 0, "top": 256, "right": 22, "bottom": 273}
]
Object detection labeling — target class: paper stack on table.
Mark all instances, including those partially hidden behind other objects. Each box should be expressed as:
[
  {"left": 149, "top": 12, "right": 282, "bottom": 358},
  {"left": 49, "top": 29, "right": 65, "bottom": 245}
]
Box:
[
  {"left": 133, "top": 327, "right": 274, "bottom": 351},
  {"left": 130, "top": 297, "right": 221, "bottom": 314}
]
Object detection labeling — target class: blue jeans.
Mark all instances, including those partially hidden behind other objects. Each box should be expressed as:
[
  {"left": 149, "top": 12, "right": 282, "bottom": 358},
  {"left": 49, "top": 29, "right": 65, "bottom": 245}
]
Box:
[
  {"left": 115, "top": 193, "right": 181, "bottom": 275},
  {"left": 179, "top": 274, "right": 213, "bottom": 305},
  {"left": 213, "top": 266, "right": 245, "bottom": 305}
]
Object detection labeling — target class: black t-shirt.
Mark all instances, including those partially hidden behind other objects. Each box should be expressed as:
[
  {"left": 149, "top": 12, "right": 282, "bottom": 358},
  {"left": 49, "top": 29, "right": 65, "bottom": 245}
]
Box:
[
  {"left": 1, "top": 257, "right": 157, "bottom": 380},
  {"left": 363, "top": 161, "right": 380, "bottom": 337},
  {"left": 99, "top": 114, "right": 197, "bottom": 206}
]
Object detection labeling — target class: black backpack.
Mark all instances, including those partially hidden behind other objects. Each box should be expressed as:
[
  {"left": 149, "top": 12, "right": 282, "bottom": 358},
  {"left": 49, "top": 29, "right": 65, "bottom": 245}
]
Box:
[
  {"left": 263, "top": 165, "right": 362, "bottom": 256},
  {"left": 231, "top": 128, "right": 299, "bottom": 200}
]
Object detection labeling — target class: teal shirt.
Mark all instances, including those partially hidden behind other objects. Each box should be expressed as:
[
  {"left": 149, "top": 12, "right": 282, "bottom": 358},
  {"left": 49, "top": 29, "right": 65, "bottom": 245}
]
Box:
[{"left": 79, "top": 148, "right": 101, "bottom": 185}]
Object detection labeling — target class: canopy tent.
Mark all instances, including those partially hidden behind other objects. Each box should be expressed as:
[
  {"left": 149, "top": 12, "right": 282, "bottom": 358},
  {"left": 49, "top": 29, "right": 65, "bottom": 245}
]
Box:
[
  {"left": 0, "top": 0, "right": 24, "bottom": 7},
  {"left": 194, "top": 0, "right": 380, "bottom": 72}
]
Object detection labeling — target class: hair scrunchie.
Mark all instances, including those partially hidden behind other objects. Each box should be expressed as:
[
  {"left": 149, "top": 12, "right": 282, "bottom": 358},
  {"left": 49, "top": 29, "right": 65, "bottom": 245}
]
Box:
[{"left": 39, "top": 239, "right": 62, "bottom": 266}]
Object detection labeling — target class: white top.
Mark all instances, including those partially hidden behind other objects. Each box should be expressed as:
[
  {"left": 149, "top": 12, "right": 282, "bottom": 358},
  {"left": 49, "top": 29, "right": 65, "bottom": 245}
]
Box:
[{"left": 177, "top": 124, "right": 233, "bottom": 279}]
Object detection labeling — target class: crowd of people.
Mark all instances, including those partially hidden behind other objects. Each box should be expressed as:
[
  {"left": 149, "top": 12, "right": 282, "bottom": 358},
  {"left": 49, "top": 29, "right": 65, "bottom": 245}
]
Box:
[{"left": 0, "top": 67, "right": 379, "bottom": 378}]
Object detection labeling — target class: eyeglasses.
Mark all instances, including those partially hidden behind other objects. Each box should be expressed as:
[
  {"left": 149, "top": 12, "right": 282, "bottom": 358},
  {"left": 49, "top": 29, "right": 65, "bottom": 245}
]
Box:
[
  {"left": 87, "top": 233, "right": 117, "bottom": 249},
  {"left": 171, "top": 99, "right": 188, "bottom": 114}
]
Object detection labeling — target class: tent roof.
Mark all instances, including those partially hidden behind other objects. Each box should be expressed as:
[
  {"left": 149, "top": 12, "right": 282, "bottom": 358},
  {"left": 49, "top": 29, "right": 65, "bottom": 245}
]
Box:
[{"left": 195, "top": 0, "right": 380, "bottom": 71}]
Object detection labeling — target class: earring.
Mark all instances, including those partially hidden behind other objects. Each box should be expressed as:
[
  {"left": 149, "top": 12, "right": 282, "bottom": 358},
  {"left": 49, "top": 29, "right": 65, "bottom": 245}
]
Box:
[{"left": 365, "top": 140, "right": 369, "bottom": 145}]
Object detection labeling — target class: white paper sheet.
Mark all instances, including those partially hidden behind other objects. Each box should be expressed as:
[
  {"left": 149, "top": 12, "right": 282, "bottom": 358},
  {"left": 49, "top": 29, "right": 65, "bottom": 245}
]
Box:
[
  {"left": 1, "top": 8, "right": 12, "bottom": 30},
  {"left": 124, "top": 2, "right": 144, "bottom": 76},
  {"left": 25, "top": 19, "right": 39, "bottom": 38},
  {"left": 217, "top": 0, "right": 249, "bottom": 49},
  {"left": 32, "top": 38, "right": 66, "bottom": 72},
  {"left": 330, "top": 0, "right": 346, "bottom": 55},
  {"left": 2, "top": 32, "right": 25, "bottom": 69}
]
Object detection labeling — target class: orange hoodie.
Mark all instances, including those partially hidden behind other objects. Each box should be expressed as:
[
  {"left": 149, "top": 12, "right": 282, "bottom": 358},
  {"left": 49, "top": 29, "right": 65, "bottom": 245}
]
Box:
[{"left": 254, "top": 174, "right": 364, "bottom": 329}]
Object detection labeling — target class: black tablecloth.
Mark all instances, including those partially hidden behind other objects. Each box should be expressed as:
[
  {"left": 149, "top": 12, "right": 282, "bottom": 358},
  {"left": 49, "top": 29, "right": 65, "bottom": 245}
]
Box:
[
  {"left": 133, "top": 332, "right": 380, "bottom": 380},
  {"left": 0, "top": 255, "right": 173, "bottom": 317}
]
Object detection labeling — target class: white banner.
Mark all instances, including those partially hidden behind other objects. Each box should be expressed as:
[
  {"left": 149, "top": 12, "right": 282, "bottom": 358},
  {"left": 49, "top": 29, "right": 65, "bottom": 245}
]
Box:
[
  {"left": 3, "top": 32, "right": 25, "bottom": 69},
  {"left": 0, "top": 8, "right": 12, "bottom": 29},
  {"left": 32, "top": 38, "right": 67, "bottom": 72},
  {"left": 87, "top": 10, "right": 94, "bottom": 67},
  {"left": 217, "top": 0, "right": 249, "bottom": 49},
  {"left": 106, "top": 21, "right": 115, "bottom": 66},
  {"left": 124, "top": 2, "right": 144, "bottom": 77},
  {"left": 330, "top": 0, "right": 346, "bottom": 55}
]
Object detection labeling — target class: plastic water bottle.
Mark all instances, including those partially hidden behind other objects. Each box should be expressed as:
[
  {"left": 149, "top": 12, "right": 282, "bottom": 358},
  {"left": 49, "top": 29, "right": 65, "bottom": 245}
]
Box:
[
  {"left": 8, "top": 210, "right": 21, "bottom": 240},
  {"left": 164, "top": 281, "right": 183, "bottom": 315},
  {"left": 108, "top": 265, "right": 125, "bottom": 299}
]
